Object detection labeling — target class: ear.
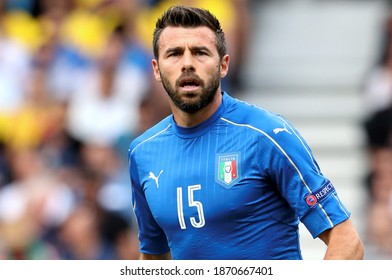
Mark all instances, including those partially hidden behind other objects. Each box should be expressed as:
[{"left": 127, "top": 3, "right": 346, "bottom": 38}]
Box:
[
  {"left": 152, "top": 59, "right": 161, "bottom": 82},
  {"left": 220, "top": 54, "right": 230, "bottom": 78}
]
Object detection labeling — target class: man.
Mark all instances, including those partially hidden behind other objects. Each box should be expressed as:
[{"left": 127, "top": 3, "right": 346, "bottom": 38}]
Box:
[{"left": 128, "top": 5, "right": 364, "bottom": 260}]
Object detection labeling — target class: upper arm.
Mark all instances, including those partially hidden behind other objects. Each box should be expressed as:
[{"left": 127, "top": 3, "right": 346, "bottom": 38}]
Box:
[
  {"left": 129, "top": 150, "right": 170, "bottom": 255},
  {"left": 260, "top": 117, "right": 351, "bottom": 237}
]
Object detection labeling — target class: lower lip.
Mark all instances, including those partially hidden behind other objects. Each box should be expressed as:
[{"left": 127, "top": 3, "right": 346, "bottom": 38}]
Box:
[{"left": 180, "top": 86, "right": 200, "bottom": 92}]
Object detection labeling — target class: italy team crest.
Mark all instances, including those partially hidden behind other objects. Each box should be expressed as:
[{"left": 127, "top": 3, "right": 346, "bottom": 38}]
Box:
[{"left": 216, "top": 153, "right": 240, "bottom": 188}]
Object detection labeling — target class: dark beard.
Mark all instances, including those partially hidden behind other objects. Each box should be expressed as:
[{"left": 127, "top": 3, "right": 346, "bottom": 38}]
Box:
[{"left": 160, "top": 70, "right": 221, "bottom": 113}]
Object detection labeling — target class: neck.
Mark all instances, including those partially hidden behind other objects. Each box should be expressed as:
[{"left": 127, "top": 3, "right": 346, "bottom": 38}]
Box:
[{"left": 171, "top": 91, "right": 222, "bottom": 127}]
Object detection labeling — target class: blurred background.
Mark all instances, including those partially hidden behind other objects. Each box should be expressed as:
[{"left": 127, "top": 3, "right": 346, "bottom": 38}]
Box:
[{"left": 0, "top": 0, "right": 391, "bottom": 260}]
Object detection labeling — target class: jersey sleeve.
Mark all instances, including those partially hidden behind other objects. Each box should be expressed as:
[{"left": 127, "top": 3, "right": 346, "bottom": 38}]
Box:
[
  {"left": 128, "top": 147, "right": 170, "bottom": 254},
  {"left": 262, "top": 116, "right": 351, "bottom": 238}
]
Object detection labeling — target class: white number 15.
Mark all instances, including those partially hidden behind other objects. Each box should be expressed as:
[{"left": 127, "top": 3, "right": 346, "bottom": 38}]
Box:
[{"left": 177, "top": 184, "right": 205, "bottom": 229}]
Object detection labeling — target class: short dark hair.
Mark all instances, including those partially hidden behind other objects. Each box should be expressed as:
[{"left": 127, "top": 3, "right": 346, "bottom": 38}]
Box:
[{"left": 153, "top": 5, "right": 227, "bottom": 59}]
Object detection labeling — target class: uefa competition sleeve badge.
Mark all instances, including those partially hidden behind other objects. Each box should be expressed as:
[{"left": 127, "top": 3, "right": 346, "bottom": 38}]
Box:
[{"left": 216, "top": 153, "right": 240, "bottom": 188}]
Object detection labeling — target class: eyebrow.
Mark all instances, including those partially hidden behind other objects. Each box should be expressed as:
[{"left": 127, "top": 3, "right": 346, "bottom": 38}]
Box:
[
  {"left": 165, "top": 46, "right": 183, "bottom": 55},
  {"left": 164, "top": 46, "right": 212, "bottom": 55},
  {"left": 191, "top": 46, "right": 211, "bottom": 53}
]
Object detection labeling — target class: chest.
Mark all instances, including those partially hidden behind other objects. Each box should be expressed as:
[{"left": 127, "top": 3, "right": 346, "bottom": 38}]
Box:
[{"left": 137, "top": 132, "right": 273, "bottom": 231}]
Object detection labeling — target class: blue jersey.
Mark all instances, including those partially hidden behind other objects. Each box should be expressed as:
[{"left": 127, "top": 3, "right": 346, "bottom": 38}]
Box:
[{"left": 128, "top": 92, "right": 350, "bottom": 259}]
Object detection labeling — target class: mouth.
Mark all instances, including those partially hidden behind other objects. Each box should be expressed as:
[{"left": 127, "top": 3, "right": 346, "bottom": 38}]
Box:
[{"left": 178, "top": 77, "right": 201, "bottom": 92}]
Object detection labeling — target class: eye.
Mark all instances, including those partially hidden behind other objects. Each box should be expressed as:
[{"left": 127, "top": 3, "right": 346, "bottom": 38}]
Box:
[
  {"left": 196, "top": 51, "right": 207, "bottom": 56},
  {"left": 168, "top": 52, "right": 180, "bottom": 57}
]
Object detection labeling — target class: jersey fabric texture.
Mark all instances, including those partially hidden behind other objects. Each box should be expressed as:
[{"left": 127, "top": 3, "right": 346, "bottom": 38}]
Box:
[{"left": 128, "top": 92, "right": 351, "bottom": 260}]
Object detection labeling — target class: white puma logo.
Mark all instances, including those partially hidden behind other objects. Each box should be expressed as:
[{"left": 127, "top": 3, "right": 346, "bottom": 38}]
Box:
[
  {"left": 149, "top": 170, "right": 163, "bottom": 188},
  {"left": 273, "top": 123, "right": 292, "bottom": 135}
]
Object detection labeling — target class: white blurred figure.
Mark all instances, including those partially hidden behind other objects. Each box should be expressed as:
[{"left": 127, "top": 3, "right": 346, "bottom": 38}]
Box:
[
  {"left": 0, "top": 148, "right": 76, "bottom": 259},
  {"left": 66, "top": 25, "right": 150, "bottom": 146}
]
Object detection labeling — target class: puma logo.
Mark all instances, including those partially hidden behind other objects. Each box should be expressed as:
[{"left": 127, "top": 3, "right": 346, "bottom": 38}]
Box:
[
  {"left": 273, "top": 123, "right": 292, "bottom": 135},
  {"left": 149, "top": 170, "right": 163, "bottom": 188}
]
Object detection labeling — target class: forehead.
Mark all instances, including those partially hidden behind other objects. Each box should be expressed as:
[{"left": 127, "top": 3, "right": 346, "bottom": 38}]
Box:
[{"left": 158, "top": 26, "right": 217, "bottom": 51}]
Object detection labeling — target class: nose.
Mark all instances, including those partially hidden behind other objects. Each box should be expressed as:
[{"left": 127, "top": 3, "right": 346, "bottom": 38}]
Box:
[{"left": 181, "top": 51, "right": 195, "bottom": 72}]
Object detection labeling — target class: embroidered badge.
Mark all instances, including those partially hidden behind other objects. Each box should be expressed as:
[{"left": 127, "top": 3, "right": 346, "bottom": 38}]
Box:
[
  {"left": 304, "top": 181, "right": 335, "bottom": 207},
  {"left": 216, "top": 153, "right": 240, "bottom": 188}
]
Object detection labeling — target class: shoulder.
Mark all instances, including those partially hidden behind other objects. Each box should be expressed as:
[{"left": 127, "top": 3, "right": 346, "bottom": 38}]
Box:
[
  {"left": 129, "top": 115, "right": 172, "bottom": 156},
  {"left": 222, "top": 93, "right": 289, "bottom": 134}
]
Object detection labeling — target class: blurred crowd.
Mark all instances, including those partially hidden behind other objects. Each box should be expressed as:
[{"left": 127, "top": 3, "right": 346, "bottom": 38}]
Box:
[
  {"left": 362, "top": 6, "right": 392, "bottom": 259},
  {"left": 0, "top": 0, "right": 251, "bottom": 259}
]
